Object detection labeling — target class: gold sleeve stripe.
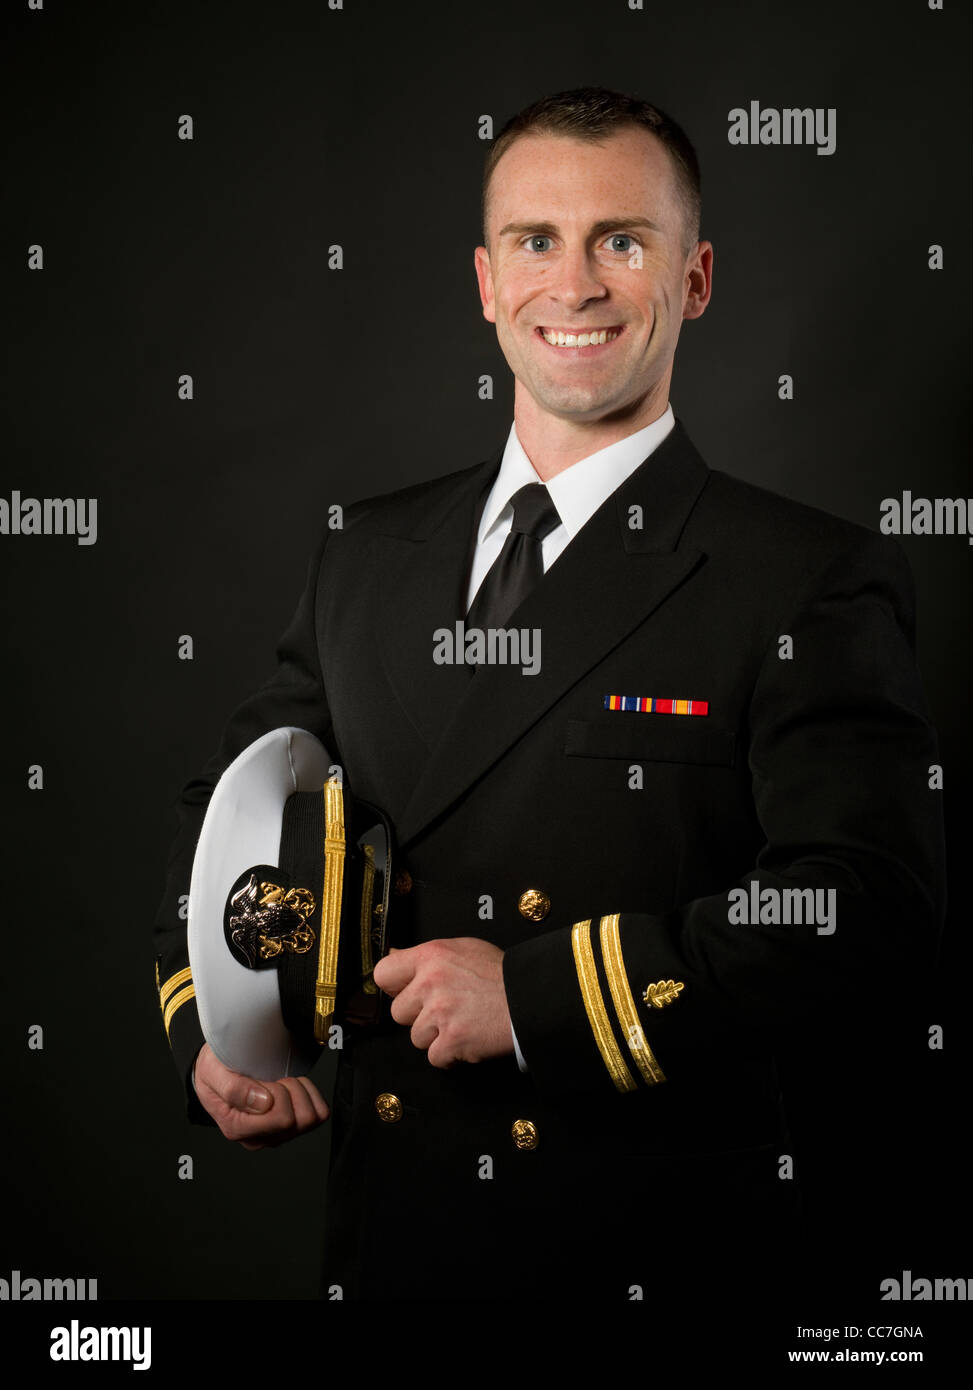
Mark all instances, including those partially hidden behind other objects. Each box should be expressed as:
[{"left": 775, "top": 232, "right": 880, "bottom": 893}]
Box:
[
  {"left": 159, "top": 966, "right": 193, "bottom": 1009},
  {"left": 570, "top": 920, "right": 636, "bottom": 1093},
  {"left": 163, "top": 984, "right": 196, "bottom": 1038},
  {"left": 314, "top": 777, "right": 346, "bottom": 1043},
  {"left": 599, "top": 914, "right": 666, "bottom": 1086}
]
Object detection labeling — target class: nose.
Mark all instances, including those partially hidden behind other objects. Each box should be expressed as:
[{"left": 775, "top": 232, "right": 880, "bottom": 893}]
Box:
[{"left": 548, "top": 244, "right": 608, "bottom": 311}]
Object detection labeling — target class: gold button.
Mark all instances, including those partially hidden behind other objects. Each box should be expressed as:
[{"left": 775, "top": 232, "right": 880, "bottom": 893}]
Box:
[
  {"left": 511, "top": 1118, "right": 539, "bottom": 1151},
  {"left": 375, "top": 1092, "right": 403, "bottom": 1123},
  {"left": 394, "top": 870, "right": 413, "bottom": 896},
  {"left": 518, "top": 889, "right": 550, "bottom": 922}
]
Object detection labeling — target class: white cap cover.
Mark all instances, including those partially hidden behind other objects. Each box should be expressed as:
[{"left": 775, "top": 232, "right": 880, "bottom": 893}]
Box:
[{"left": 188, "top": 726, "right": 333, "bottom": 1081}]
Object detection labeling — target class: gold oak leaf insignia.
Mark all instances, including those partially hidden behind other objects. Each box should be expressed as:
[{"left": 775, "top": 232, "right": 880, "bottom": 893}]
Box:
[{"left": 643, "top": 979, "right": 685, "bottom": 1009}]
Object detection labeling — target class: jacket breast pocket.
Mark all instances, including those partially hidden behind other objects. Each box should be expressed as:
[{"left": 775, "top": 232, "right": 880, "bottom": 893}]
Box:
[{"left": 563, "top": 717, "right": 736, "bottom": 767}]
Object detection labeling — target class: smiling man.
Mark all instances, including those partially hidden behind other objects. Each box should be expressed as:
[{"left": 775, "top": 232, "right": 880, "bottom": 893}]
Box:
[
  {"left": 155, "top": 88, "right": 944, "bottom": 1305},
  {"left": 474, "top": 119, "right": 709, "bottom": 473}
]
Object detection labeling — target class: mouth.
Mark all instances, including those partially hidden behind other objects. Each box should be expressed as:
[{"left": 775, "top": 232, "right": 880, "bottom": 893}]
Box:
[{"left": 535, "top": 325, "right": 625, "bottom": 352}]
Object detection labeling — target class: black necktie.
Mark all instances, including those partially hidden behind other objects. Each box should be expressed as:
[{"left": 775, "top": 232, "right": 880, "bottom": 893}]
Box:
[{"left": 466, "top": 483, "right": 562, "bottom": 630}]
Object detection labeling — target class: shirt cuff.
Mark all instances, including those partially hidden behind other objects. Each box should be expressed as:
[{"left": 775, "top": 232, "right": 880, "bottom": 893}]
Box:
[{"left": 511, "top": 1021, "right": 528, "bottom": 1073}]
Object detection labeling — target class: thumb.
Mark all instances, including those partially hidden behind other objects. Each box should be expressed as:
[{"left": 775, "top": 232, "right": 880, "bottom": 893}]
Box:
[
  {"left": 240, "top": 1083, "right": 273, "bottom": 1114},
  {"left": 203, "top": 1046, "right": 274, "bottom": 1114}
]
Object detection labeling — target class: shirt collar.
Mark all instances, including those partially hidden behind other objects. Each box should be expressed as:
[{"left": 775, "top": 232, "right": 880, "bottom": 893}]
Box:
[{"left": 478, "top": 404, "right": 676, "bottom": 544}]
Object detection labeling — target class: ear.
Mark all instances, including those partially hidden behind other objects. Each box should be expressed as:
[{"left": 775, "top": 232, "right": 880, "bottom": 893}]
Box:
[
  {"left": 682, "top": 240, "right": 714, "bottom": 321},
  {"left": 474, "top": 245, "right": 497, "bottom": 324}
]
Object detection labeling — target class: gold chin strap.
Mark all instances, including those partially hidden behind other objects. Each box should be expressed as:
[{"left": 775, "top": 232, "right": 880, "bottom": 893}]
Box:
[{"left": 314, "top": 777, "right": 346, "bottom": 1043}]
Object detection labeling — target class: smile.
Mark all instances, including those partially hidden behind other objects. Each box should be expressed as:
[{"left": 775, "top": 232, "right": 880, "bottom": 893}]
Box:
[{"left": 537, "top": 325, "right": 624, "bottom": 348}]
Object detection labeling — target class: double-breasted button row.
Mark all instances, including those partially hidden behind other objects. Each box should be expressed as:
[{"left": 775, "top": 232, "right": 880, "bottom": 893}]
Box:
[{"left": 374, "top": 1095, "right": 538, "bottom": 1150}]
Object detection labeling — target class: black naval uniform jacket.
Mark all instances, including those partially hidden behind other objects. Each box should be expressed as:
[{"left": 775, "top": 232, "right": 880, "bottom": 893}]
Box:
[{"left": 154, "top": 417, "right": 945, "bottom": 1301}]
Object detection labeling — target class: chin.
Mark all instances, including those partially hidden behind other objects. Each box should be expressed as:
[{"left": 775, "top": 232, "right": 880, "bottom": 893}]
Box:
[{"left": 535, "top": 386, "right": 624, "bottom": 419}]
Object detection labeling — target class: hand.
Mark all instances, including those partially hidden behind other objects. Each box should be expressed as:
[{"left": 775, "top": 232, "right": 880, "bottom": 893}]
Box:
[
  {"left": 372, "top": 938, "right": 514, "bottom": 1068},
  {"left": 192, "top": 1042, "right": 329, "bottom": 1150}
]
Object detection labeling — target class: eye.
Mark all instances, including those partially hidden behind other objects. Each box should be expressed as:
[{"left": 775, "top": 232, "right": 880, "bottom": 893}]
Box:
[
  {"left": 604, "top": 233, "right": 637, "bottom": 254},
  {"left": 524, "top": 234, "right": 554, "bottom": 253}
]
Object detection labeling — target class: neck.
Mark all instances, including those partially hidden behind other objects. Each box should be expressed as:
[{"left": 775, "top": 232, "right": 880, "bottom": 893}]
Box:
[{"left": 513, "top": 382, "right": 672, "bottom": 481}]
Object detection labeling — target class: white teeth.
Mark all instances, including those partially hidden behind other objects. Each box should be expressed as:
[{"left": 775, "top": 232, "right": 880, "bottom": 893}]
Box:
[{"left": 541, "top": 328, "right": 618, "bottom": 347}]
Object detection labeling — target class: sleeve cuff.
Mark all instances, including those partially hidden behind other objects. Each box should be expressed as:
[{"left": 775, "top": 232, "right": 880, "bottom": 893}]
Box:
[
  {"left": 159, "top": 970, "right": 217, "bottom": 1127},
  {"left": 503, "top": 913, "right": 670, "bottom": 1101}
]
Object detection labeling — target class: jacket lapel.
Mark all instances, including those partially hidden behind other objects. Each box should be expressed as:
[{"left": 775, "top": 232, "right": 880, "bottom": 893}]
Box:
[
  {"left": 375, "top": 452, "right": 498, "bottom": 752},
  {"left": 392, "top": 418, "right": 712, "bottom": 847}
]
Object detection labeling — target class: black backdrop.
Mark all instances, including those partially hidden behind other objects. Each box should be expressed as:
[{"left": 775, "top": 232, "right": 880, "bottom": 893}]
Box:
[{"left": 2, "top": 0, "right": 969, "bottom": 1364}]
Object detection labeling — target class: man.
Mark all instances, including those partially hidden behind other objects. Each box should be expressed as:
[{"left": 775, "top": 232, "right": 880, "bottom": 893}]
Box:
[{"left": 154, "top": 88, "right": 944, "bottom": 1302}]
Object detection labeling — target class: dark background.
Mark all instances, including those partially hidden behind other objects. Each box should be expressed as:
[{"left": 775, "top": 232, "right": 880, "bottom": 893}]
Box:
[{"left": 1, "top": 0, "right": 968, "bottom": 1333}]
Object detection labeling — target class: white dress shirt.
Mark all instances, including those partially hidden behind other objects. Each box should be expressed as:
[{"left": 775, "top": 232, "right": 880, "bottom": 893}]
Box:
[
  {"left": 465, "top": 406, "right": 677, "bottom": 1070},
  {"left": 465, "top": 404, "right": 676, "bottom": 612}
]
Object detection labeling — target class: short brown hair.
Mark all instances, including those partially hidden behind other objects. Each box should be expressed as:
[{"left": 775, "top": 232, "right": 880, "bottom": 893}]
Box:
[{"left": 481, "top": 86, "right": 702, "bottom": 255}]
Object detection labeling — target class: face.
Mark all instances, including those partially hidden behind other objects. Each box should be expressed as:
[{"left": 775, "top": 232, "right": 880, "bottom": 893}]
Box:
[{"left": 475, "top": 127, "right": 712, "bottom": 426}]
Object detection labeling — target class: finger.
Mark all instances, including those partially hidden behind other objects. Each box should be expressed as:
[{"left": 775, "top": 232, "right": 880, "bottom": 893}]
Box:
[
  {"left": 278, "top": 1076, "right": 319, "bottom": 1132},
  {"left": 373, "top": 946, "right": 419, "bottom": 995},
  {"left": 292, "top": 1074, "right": 330, "bottom": 1123},
  {"left": 410, "top": 1014, "right": 439, "bottom": 1052},
  {"left": 389, "top": 978, "right": 425, "bottom": 1027},
  {"left": 426, "top": 1034, "right": 458, "bottom": 1069}
]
